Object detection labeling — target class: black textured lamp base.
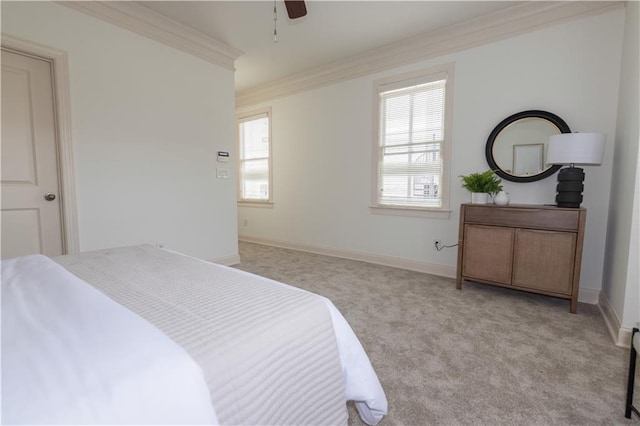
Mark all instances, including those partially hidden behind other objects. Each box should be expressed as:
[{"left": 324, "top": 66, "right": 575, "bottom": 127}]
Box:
[{"left": 556, "top": 167, "right": 584, "bottom": 208}]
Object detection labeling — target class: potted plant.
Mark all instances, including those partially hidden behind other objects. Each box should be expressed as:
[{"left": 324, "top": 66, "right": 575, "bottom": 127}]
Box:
[{"left": 460, "top": 170, "right": 503, "bottom": 204}]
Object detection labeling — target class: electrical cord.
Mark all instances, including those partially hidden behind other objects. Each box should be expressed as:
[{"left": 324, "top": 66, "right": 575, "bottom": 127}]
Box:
[{"left": 435, "top": 241, "right": 458, "bottom": 252}]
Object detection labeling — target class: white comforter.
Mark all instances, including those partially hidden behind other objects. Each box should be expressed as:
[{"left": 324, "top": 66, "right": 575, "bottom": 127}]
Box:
[
  {"left": 57, "top": 245, "right": 388, "bottom": 425},
  {"left": 1, "top": 254, "right": 217, "bottom": 425}
]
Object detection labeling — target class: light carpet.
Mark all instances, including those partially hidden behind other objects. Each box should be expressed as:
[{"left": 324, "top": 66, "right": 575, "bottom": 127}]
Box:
[{"left": 233, "top": 241, "right": 638, "bottom": 425}]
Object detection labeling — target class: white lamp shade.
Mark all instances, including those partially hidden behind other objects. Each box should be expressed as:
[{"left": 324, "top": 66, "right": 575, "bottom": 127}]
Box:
[{"left": 546, "top": 132, "right": 606, "bottom": 166}]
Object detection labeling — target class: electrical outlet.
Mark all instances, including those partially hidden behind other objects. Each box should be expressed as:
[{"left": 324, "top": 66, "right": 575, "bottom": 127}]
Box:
[{"left": 216, "top": 168, "right": 229, "bottom": 179}]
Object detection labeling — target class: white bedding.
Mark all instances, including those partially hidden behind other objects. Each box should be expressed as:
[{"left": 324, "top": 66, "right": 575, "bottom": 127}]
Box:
[
  {"left": 57, "top": 245, "right": 388, "bottom": 425},
  {"left": 2, "top": 245, "right": 387, "bottom": 425},
  {"left": 1, "top": 254, "right": 217, "bottom": 425}
]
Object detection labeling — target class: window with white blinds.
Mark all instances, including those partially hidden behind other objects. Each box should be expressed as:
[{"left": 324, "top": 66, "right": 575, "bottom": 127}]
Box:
[
  {"left": 238, "top": 109, "right": 271, "bottom": 203},
  {"left": 374, "top": 65, "right": 452, "bottom": 212}
]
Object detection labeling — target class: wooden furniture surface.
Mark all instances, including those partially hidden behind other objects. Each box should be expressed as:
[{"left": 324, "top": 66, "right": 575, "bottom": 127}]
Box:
[{"left": 456, "top": 204, "right": 586, "bottom": 313}]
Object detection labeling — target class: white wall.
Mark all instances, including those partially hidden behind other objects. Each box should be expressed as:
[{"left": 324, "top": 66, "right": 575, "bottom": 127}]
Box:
[
  {"left": 238, "top": 9, "right": 625, "bottom": 295},
  {"left": 2, "top": 2, "right": 238, "bottom": 261},
  {"left": 604, "top": 0, "right": 640, "bottom": 328}
]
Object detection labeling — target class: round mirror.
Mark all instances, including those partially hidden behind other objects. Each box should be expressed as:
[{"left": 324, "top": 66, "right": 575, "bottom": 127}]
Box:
[{"left": 485, "top": 110, "right": 571, "bottom": 182}]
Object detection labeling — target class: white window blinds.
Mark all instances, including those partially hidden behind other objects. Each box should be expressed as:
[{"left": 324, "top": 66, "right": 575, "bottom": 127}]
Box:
[
  {"left": 377, "top": 76, "right": 447, "bottom": 208},
  {"left": 238, "top": 112, "right": 270, "bottom": 202}
]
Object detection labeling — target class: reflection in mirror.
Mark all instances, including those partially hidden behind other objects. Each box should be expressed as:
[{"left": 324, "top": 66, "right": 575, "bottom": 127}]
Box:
[
  {"left": 493, "top": 118, "right": 558, "bottom": 175},
  {"left": 513, "top": 144, "right": 543, "bottom": 175},
  {"left": 486, "top": 110, "right": 571, "bottom": 183}
]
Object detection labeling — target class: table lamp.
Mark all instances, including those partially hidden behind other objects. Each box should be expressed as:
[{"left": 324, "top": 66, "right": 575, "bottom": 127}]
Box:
[{"left": 546, "top": 132, "right": 605, "bottom": 208}]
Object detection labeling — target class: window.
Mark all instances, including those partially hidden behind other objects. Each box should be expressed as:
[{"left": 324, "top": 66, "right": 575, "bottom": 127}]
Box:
[
  {"left": 372, "top": 64, "right": 453, "bottom": 216},
  {"left": 237, "top": 109, "right": 272, "bottom": 205}
]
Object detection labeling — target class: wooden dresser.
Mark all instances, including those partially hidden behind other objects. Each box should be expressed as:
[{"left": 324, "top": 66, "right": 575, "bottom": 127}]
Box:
[{"left": 456, "top": 204, "right": 586, "bottom": 313}]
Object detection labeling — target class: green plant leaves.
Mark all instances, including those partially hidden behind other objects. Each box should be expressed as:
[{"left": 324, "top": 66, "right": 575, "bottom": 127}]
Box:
[{"left": 460, "top": 170, "right": 503, "bottom": 195}]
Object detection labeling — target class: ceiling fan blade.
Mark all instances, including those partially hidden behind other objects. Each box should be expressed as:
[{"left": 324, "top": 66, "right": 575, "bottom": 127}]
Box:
[{"left": 284, "top": 0, "right": 307, "bottom": 19}]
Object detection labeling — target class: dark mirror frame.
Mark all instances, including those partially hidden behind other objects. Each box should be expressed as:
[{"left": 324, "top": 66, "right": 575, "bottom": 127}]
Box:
[{"left": 485, "top": 110, "right": 571, "bottom": 183}]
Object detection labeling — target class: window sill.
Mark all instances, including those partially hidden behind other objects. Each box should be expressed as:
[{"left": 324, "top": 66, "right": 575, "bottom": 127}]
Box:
[
  {"left": 238, "top": 201, "right": 274, "bottom": 209},
  {"left": 370, "top": 205, "right": 451, "bottom": 219}
]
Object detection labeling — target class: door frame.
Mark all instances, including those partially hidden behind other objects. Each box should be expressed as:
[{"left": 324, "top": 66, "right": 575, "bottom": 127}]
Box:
[{"left": 2, "top": 34, "right": 79, "bottom": 255}]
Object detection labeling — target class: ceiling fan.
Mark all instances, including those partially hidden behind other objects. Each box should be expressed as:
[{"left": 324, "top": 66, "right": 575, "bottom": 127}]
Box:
[{"left": 284, "top": 1, "right": 307, "bottom": 19}]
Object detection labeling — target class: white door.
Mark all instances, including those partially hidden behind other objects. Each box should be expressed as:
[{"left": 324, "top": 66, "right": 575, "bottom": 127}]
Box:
[{"left": 1, "top": 49, "right": 64, "bottom": 259}]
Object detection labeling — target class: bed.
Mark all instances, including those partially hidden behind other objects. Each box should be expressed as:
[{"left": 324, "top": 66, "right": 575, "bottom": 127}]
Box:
[{"left": 2, "top": 245, "right": 387, "bottom": 425}]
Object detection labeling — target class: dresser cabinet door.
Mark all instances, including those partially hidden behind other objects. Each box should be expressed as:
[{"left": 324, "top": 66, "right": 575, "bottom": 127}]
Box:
[
  {"left": 512, "top": 229, "right": 576, "bottom": 295},
  {"left": 462, "top": 224, "right": 514, "bottom": 284}
]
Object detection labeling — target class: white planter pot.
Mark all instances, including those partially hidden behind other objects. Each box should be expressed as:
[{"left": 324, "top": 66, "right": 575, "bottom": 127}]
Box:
[{"left": 471, "top": 192, "right": 489, "bottom": 204}]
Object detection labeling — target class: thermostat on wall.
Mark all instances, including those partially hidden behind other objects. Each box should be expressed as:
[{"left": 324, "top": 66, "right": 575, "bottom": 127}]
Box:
[{"left": 217, "top": 151, "right": 229, "bottom": 162}]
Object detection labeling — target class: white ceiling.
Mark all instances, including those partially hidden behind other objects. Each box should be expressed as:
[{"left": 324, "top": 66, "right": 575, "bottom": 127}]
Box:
[{"left": 138, "top": 1, "right": 521, "bottom": 92}]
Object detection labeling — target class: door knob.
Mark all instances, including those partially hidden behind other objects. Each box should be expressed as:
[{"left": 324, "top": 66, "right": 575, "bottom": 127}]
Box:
[{"left": 44, "top": 193, "right": 56, "bottom": 201}]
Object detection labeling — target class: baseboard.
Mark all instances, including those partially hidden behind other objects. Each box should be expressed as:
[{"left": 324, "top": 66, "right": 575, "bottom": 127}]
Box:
[
  {"left": 578, "top": 288, "right": 600, "bottom": 305},
  {"left": 211, "top": 253, "right": 241, "bottom": 266},
  {"left": 598, "top": 291, "right": 633, "bottom": 348},
  {"left": 238, "top": 235, "right": 457, "bottom": 279}
]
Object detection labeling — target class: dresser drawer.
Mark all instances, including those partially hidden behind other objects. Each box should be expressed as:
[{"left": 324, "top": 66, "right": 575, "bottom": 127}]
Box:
[{"left": 463, "top": 205, "right": 580, "bottom": 231}]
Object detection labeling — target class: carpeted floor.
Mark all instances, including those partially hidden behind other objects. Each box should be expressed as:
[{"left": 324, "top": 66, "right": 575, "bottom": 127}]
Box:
[{"left": 233, "top": 241, "right": 638, "bottom": 425}]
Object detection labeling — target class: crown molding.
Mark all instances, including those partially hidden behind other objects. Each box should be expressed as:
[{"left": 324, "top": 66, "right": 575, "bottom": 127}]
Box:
[
  {"left": 236, "top": 1, "right": 624, "bottom": 107},
  {"left": 58, "top": 1, "right": 243, "bottom": 70}
]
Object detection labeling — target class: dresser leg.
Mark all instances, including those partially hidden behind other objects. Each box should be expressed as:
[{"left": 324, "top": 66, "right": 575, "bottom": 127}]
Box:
[{"left": 570, "top": 297, "right": 577, "bottom": 314}]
